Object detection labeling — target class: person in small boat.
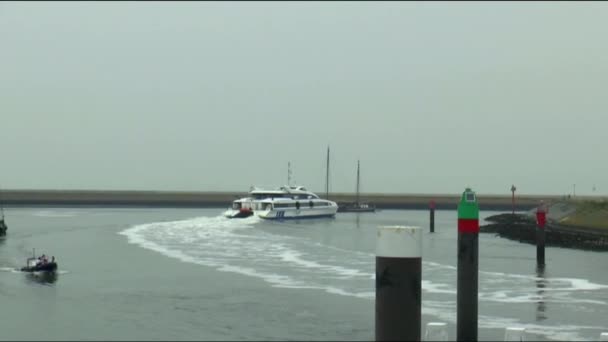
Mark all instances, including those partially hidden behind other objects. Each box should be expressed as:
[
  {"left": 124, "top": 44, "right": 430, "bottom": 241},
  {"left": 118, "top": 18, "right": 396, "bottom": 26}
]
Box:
[{"left": 37, "top": 254, "right": 48, "bottom": 266}]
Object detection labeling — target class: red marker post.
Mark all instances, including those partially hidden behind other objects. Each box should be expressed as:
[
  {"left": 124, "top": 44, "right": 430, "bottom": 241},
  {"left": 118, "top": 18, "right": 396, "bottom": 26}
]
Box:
[
  {"left": 511, "top": 185, "right": 516, "bottom": 215},
  {"left": 536, "top": 202, "right": 547, "bottom": 267}
]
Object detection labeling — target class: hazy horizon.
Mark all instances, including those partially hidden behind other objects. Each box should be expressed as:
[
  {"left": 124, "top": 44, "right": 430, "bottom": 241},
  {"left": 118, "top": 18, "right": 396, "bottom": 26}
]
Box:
[{"left": 1, "top": 2, "right": 607, "bottom": 196}]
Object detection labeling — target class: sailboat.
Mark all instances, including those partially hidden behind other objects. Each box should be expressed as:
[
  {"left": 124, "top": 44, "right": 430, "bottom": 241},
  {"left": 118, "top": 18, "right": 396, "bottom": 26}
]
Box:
[
  {"left": 0, "top": 188, "right": 7, "bottom": 236},
  {"left": 337, "top": 160, "right": 376, "bottom": 213}
]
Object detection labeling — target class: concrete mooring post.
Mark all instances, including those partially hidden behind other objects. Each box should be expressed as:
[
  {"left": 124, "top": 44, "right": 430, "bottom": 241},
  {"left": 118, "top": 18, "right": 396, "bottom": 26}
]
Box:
[
  {"left": 457, "top": 187, "right": 479, "bottom": 341},
  {"left": 536, "top": 201, "right": 547, "bottom": 267},
  {"left": 375, "top": 226, "right": 422, "bottom": 341},
  {"left": 430, "top": 200, "right": 436, "bottom": 233}
]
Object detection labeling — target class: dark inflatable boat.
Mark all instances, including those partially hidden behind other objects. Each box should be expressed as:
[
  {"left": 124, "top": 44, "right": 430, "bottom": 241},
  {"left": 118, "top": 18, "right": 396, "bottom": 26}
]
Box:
[{"left": 21, "top": 252, "right": 58, "bottom": 273}]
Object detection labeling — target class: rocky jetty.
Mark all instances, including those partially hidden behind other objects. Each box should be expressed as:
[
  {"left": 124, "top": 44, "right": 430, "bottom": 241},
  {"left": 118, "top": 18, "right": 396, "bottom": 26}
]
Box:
[{"left": 481, "top": 213, "right": 608, "bottom": 252}]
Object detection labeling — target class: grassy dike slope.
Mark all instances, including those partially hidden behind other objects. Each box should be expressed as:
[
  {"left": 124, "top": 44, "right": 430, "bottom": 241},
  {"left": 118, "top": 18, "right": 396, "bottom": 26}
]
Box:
[
  {"left": 479, "top": 198, "right": 608, "bottom": 251},
  {"left": 558, "top": 199, "right": 608, "bottom": 230}
]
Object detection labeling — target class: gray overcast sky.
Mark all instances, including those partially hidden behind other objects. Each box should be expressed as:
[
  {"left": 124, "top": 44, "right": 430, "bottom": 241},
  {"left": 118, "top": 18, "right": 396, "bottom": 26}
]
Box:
[{"left": 1, "top": 1, "right": 607, "bottom": 195}]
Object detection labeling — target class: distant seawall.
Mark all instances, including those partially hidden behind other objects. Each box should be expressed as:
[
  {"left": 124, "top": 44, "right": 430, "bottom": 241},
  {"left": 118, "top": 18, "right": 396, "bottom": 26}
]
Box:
[{"left": 0, "top": 189, "right": 575, "bottom": 211}]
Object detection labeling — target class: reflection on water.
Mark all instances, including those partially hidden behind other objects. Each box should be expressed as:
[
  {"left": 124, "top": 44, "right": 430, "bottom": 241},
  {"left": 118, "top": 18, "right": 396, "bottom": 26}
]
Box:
[
  {"left": 26, "top": 272, "right": 58, "bottom": 285},
  {"left": 536, "top": 265, "right": 547, "bottom": 322}
]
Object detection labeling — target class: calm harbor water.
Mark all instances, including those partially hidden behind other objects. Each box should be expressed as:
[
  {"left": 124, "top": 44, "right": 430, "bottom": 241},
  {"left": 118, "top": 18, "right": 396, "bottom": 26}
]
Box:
[{"left": 0, "top": 207, "right": 607, "bottom": 341}]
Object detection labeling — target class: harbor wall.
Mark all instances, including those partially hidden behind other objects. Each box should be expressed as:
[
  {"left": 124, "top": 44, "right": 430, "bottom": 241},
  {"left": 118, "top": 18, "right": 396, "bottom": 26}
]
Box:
[{"left": 0, "top": 189, "right": 582, "bottom": 210}]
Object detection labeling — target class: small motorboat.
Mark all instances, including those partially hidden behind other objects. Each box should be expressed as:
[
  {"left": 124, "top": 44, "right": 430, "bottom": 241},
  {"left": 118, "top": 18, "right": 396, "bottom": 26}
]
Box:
[
  {"left": 20, "top": 251, "right": 58, "bottom": 273},
  {"left": 0, "top": 191, "right": 7, "bottom": 236},
  {"left": 21, "top": 260, "right": 58, "bottom": 273}
]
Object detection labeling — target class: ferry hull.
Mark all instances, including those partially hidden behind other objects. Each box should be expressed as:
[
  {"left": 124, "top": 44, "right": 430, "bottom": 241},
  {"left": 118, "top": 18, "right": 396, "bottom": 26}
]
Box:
[
  {"left": 261, "top": 213, "right": 336, "bottom": 220},
  {"left": 257, "top": 207, "right": 338, "bottom": 220}
]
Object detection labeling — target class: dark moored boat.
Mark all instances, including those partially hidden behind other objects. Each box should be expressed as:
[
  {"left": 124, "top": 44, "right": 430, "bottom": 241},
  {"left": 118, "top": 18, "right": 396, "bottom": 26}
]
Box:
[
  {"left": 337, "top": 160, "right": 376, "bottom": 213},
  {"left": 0, "top": 218, "right": 6, "bottom": 236},
  {"left": 0, "top": 192, "right": 7, "bottom": 236}
]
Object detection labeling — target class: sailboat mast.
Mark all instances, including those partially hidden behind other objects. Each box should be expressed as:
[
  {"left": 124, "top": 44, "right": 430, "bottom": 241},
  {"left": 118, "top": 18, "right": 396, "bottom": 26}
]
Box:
[
  {"left": 325, "top": 146, "right": 330, "bottom": 199},
  {"left": 356, "top": 160, "right": 360, "bottom": 205},
  {"left": 287, "top": 162, "right": 291, "bottom": 186}
]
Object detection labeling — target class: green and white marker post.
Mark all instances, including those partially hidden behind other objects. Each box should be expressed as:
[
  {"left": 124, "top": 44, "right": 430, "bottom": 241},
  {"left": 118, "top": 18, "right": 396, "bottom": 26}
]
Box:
[{"left": 457, "top": 187, "right": 479, "bottom": 341}]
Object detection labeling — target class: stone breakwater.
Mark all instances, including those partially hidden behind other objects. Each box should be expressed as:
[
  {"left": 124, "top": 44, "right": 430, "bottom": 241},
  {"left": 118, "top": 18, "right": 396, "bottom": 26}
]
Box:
[
  {"left": 480, "top": 213, "right": 608, "bottom": 252},
  {"left": 0, "top": 189, "right": 573, "bottom": 210}
]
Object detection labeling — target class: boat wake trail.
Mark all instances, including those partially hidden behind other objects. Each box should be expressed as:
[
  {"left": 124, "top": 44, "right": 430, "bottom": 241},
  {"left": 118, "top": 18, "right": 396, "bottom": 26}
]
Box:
[
  {"left": 119, "top": 215, "right": 608, "bottom": 341},
  {"left": 119, "top": 215, "right": 373, "bottom": 296},
  {"left": 32, "top": 210, "right": 80, "bottom": 218},
  {"left": 0, "top": 267, "right": 69, "bottom": 275}
]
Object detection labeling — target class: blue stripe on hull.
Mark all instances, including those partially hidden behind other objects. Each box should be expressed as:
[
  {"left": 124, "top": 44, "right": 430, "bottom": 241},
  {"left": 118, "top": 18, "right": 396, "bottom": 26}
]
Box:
[{"left": 261, "top": 214, "right": 336, "bottom": 220}]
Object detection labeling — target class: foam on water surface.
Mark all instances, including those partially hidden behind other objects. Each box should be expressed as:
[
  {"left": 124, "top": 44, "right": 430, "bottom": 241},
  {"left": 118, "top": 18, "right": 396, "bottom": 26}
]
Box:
[
  {"left": 119, "top": 214, "right": 608, "bottom": 341},
  {"left": 32, "top": 210, "right": 80, "bottom": 218}
]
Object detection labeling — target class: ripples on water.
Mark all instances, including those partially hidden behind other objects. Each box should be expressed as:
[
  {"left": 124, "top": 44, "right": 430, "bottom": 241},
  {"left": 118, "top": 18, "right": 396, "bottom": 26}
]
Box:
[{"left": 119, "top": 215, "right": 608, "bottom": 341}]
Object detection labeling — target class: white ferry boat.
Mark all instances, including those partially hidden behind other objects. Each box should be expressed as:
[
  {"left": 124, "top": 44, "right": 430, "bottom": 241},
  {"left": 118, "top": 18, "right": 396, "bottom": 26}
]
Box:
[{"left": 223, "top": 185, "right": 338, "bottom": 220}]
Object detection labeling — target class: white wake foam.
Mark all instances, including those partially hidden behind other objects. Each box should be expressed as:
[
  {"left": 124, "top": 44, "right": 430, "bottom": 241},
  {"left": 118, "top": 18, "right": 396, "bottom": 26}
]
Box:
[
  {"left": 119, "top": 215, "right": 608, "bottom": 341},
  {"left": 32, "top": 210, "right": 79, "bottom": 217},
  {"left": 119, "top": 215, "right": 372, "bottom": 292},
  {"left": 0, "top": 267, "right": 69, "bottom": 275}
]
